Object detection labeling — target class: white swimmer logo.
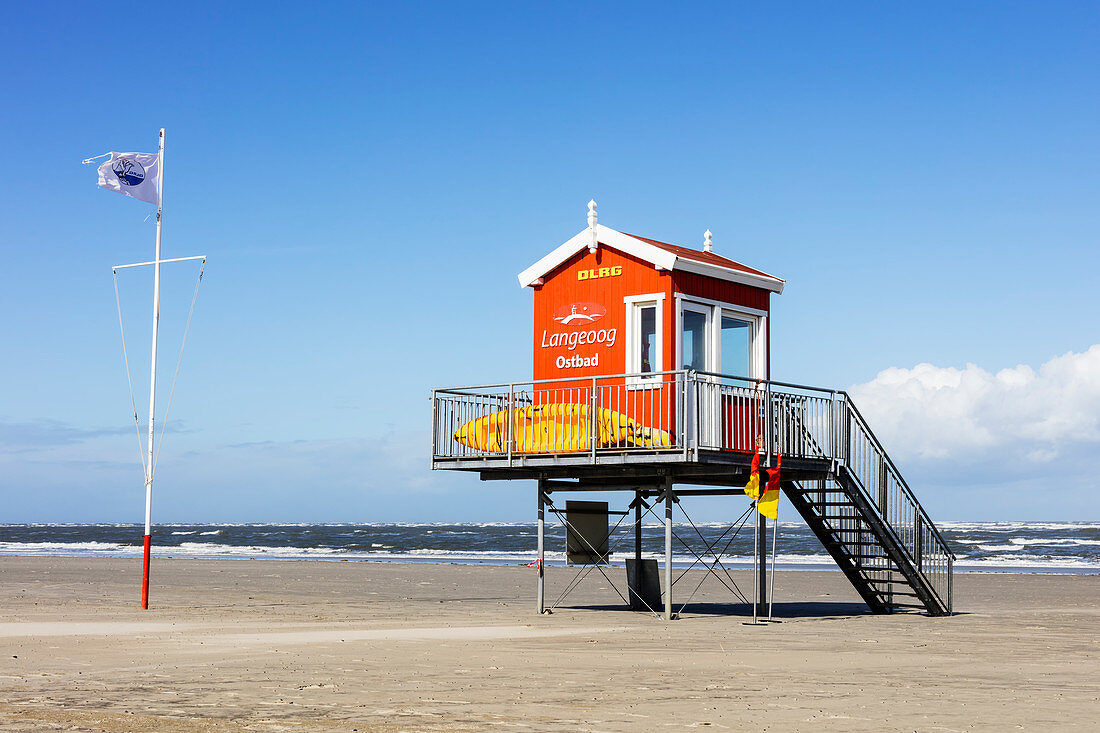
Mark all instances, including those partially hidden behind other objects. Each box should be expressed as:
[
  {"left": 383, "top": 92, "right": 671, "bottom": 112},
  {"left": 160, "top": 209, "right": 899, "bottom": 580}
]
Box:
[
  {"left": 558, "top": 305, "right": 595, "bottom": 324},
  {"left": 552, "top": 302, "right": 606, "bottom": 326}
]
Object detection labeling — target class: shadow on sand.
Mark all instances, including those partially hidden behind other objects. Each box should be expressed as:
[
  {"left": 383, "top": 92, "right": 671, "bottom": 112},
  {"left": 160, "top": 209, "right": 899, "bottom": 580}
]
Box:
[{"left": 556, "top": 600, "right": 882, "bottom": 618}]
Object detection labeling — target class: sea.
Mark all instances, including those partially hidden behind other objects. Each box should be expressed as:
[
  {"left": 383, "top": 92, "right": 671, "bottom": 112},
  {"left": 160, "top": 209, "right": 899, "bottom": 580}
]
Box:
[{"left": 1, "top": 522, "right": 1098, "bottom": 574}]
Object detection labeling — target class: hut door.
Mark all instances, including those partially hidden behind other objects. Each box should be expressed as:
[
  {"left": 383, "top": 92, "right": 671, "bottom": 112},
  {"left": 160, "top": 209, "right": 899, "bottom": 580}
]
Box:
[
  {"left": 679, "top": 299, "right": 765, "bottom": 451},
  {"left": 679, "top": 302, "right": 720, "bottom": 448},
  {"left": 718, "top": 312, "right": 761, "bottom": 452}
]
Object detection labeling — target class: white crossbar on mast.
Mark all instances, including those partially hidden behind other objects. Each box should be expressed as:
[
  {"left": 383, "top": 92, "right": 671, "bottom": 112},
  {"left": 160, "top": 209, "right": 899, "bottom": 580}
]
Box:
[{"left": 114, "top": 255, "right": 205, "bottom": 270}]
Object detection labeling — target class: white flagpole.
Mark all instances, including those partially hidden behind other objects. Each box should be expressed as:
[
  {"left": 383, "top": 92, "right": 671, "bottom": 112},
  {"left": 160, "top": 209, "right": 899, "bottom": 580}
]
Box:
[
  {"left": 751, "top": 500, "right": 759, "bottom": 624},
  {"left": 141, "top": 128, "right": 165, "bottom": 610},
  {"left": 768, "top": 514, "right": 778, "bottom": 620}
]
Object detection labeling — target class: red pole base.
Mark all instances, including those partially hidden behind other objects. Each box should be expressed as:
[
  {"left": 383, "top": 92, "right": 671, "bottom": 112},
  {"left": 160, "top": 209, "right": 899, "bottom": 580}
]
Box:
[{"left": 141, "top": 534, "right": 151, "bottom": 609}]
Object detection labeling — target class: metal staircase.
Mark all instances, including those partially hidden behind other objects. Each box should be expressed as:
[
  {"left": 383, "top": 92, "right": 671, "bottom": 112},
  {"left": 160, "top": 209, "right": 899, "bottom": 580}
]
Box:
[
  {"left": 785, "top": 474, "right": 947, "bottom": 615},
  {"left": 780, "top": 398, "right": 955, "bottom": 616}
]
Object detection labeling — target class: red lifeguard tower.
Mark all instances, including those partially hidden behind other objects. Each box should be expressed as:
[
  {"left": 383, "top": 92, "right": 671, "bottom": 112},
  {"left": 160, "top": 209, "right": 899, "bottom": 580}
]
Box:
[{"left": 432, "top": 202, "right": 953, "bottom": 619}]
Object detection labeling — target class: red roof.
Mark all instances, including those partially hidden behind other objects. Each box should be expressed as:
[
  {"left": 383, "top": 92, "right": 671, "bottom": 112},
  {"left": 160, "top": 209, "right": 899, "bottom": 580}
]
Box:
[
  {"left": 624, "top": 233, "right": 781, "bottom": 281},
  {"left": 517, "top": 224, "right": 785, "bottom": 292}
]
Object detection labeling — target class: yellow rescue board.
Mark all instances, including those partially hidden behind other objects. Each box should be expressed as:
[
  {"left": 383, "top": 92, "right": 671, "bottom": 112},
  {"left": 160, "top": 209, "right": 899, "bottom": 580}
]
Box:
[{"left": 453, "top": 403, "right": 671, "bottom": 453}]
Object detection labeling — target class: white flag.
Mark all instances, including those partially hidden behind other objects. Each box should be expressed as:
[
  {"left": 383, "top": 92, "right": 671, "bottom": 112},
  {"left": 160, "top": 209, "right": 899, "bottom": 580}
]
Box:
[{"left": 92, "top": 152, "right": 161, "bottom": 205}]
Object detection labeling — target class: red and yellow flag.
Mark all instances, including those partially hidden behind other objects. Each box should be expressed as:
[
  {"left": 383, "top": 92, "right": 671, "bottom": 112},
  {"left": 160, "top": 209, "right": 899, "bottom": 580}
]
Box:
[
  {"left": 758, "top": 453, "right": 782, "bottom": 519},
  {"left": 743, "top": 449, "right": 761, "bottom": 501}
]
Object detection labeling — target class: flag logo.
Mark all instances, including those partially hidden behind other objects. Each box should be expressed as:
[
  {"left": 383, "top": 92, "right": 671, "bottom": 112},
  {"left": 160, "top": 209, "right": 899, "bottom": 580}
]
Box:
[{"left": 112, "top": 157, "right": 146, "bottom": 186}]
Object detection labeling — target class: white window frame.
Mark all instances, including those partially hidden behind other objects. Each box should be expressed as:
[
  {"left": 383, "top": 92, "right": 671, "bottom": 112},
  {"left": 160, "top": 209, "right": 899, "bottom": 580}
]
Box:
[
  {"left": 674, "top": 294, "right": 766, "bottom": 379},
  {"left": 624, "top": 292, "right": 665, "bottom": 388},
  {"left": 677, "top": 300, "right": 713, "bottom": 372}
]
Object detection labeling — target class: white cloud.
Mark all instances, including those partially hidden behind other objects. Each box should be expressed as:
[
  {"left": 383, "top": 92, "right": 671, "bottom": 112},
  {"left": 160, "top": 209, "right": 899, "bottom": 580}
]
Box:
[{"left": 848, "top": 344, "right": 1100, "bottom": 463}]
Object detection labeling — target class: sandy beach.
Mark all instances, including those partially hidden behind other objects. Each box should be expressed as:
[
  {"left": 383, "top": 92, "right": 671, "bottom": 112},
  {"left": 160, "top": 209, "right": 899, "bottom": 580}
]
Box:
[{"left": 0, "top": 557, "right": 1097, "bottom": 731}]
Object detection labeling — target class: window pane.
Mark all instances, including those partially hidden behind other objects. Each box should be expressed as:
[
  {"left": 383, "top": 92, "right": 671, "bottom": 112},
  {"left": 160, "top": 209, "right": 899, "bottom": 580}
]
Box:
[
  {"left": 682, "top": 310, "right": 707, "bottom": 370},
  {"left": 721, "top": 315, "right": 751, "bottom": 377},
  {"left": 640, "top": 306, "right": 656, "bottom": 373}
]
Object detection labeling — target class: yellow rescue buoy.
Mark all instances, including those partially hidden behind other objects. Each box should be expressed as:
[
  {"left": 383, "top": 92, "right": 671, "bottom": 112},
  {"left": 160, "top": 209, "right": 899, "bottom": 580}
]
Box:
[{"left": 453, "top": 403, "right": 671, "bottom": 453}]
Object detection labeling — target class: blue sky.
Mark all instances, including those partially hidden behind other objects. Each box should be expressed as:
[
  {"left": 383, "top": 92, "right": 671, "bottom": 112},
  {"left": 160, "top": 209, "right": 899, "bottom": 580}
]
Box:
[{"left": 1, "top": 2, "right": 1097, "bottom": 523}]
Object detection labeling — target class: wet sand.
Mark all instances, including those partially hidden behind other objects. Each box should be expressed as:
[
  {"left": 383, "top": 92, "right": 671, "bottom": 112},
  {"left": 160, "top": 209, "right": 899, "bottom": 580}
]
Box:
[{"left": 0, "top": 556, "right": 1097, "bottom": 731}]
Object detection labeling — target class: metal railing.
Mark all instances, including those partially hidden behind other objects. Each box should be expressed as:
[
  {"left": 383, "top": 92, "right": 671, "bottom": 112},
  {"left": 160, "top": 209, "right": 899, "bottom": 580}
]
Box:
[
  {"left": 839, "top": 399, "right": 954, "bottom": 612},
  {"left": 687, "top": 372, "right": 841, "bottom": 459},
  {"left": 432, "top": 371, "right": 848, "bottom": 464},
  {"left": 433, "top": 371, "right": 690, "bottom": 463},
  {"left": 432, "top": 369, "right": 953, "bottom": 611}
]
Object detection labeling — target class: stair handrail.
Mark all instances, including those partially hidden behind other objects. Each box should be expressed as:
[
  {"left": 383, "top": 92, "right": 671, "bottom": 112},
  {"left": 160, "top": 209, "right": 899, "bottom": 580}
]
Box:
[{"left": 840, "top": 395, "right": 955, "bottom": 560}]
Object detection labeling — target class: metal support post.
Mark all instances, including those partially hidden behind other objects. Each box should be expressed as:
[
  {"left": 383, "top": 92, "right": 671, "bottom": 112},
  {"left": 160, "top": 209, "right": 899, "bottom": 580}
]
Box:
[
  {"left": 430, "top": 390, "right": 438, "bottom": 469},
  {"left": 589, "top": 377, "right": 598, "bottom": 464},
  {"left": 828, "top": 390, "right": 836, "bottom": 458},
  {"left": 680, "top": 374, "right": 689, "bottom": 461},
  {"left": 915, "top": 513, "right": 924, "bottom": 573},
  {"left": 752, "top": 503, "right": 759, "bottom": 624},
  {"left": 764, "top": 381, "right": 773, "bottom": 461},
  {"left": 947, "top": 556, "right": 953, "bottom": 614},
  {"left": 664, "top": 481, "right": 674, "bottom": 621},
  {"left": 506, "top": 384, "right": 514, "bottom": 467},
  {"left": 536, "top": 479, "right": 546, "bottom": 614},
  {"left": 634, "top": 491, "right": 643, "bottom": 564},
  {"left": 878, "top": 457, "right": 888, "bottom": 514},
  {"left": 768, "top": 516, "right": 778, "bottom": 620},
  {"left": 843, "top": 400, "right": 851, "bottom": 464},
  {"left": 756, "top": 511, "right": 768, "bottom": 618}
]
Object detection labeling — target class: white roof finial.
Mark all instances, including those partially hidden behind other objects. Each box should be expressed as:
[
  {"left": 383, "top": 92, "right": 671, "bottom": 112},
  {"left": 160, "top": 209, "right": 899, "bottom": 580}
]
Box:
[
  {"left": 587, "top": 199, "right": 598, "bottom": 254},
  {"left": 703, "top": 229, "right": 713, "bottom": 253}
]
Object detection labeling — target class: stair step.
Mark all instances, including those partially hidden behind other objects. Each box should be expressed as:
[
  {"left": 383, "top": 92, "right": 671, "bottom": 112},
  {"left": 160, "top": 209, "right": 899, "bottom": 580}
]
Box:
[{"left": 808, "top": 501, "right": 856, "bottom": 507}]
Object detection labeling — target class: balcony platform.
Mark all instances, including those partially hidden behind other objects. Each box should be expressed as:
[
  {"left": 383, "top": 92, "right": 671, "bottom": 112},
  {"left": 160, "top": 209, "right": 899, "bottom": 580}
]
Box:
[
  {"left": 431, "top": 371, "right": 954, "bottom": 617},
  {"left": 436, "top": 449, "right": 834, "bottom": 488}
]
